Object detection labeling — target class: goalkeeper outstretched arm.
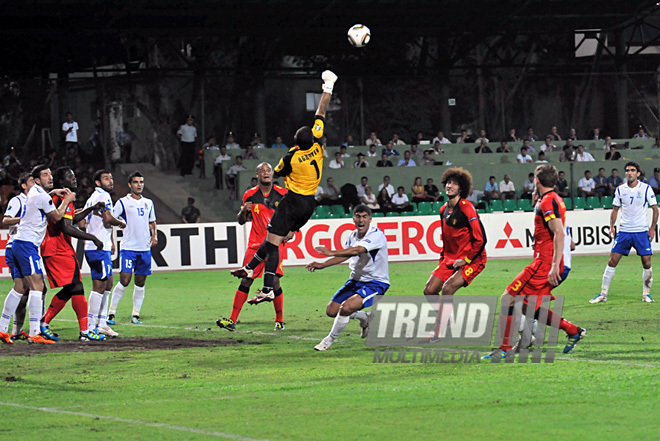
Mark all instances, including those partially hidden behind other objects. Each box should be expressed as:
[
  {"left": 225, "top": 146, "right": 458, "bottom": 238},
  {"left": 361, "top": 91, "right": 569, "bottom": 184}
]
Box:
[{"left": 316, "top": 70, "right": 338, "bottom": 119}]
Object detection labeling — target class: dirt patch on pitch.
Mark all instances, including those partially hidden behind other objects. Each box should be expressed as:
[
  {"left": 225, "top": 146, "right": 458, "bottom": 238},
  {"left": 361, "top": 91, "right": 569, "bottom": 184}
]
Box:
[{"left": 0, "top": 337, "right": 246, "bottom": 357}]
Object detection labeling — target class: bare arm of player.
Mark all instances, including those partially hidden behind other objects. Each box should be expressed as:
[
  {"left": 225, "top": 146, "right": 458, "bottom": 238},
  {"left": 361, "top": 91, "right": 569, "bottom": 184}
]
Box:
[
  {"left": 102, "top": 208, "right": 126, "bottom": 229},
  {"left": 73, "top": 201, "right": 105, "bottom": 223},
  {"left": 609, "top": 205, "right": 620, "bottom": 238},
  {"left": 315, "top": 245, "right": 367, "bottom": 258},
  {"left": 149, "top": 221, "right": 158, "bottom": 246},
  {"left": 1, "top": 216, "right": 19, "bottom": 227},
  {"left": 237, "top": 202, "right": 253, "bottom": 225},
  {"left": 306, "top": 256, "right": 350, "bottom": 272},
  {"left": 61, "top": 218, "right": 103, "bottom": 250},
  {"left": 649, "top": 204, "right": 659, "bottom": 241},
  {"left": 547, "top": 218, "right": 565, "bottom": 286},
  {"left": 46, "top": 190, "right": 76, "bottom": 223},
  {"left": 111, "top": 229, "right": 116, "bottom": 254}
]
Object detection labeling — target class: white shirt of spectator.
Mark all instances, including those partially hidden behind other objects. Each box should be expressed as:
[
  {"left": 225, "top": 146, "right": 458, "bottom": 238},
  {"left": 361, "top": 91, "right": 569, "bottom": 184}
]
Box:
[
  {"left": 576, "top": 152, "right": 595, "bottom": 162},
  {"left": 113, "top": 195, "right": 156, "bottom": 252},
  {"left": 346, "top": 226, "right": 390, "bottom": 284},
  {"left": 614, "top": 181, "right": 657, "bottom": 233},
  {"left": 84, "top": 187, "right": 114, "bottom": 251},
  {"left": 14, "top": 184, "right": 55, "bottom": 245},
  {"left": 62, "top": 121, "right": 79, "bottom": 143},
  {"left": 225, "top": 142, "right": 240, "bottom": 150},
  {"left": 578, "top": 177, "right": 595, "bottom": 193},
  {"left": 517, "top": 153, "right": 533, "bottom": 163},
  {"left": 432, "top": 136, "right": 452, "bottom": 144},
  {"left": 214, "top": 152, "right": 232, "bottom": 165},
  {"left": 397, "top": 158, "right": 416, "bottom": 167},
  {"left": 378, "top": 183, "right": 395, "bottom": 198},
  {"left": 391, "top": 193, "right": 409, "bottom": 205},
  {"left": 329, "top": 159, "right": 344, "bottom": 169},
  {"left": 177, "top": 125, "right": 197, "bottom": 143},
  {"left": 499, "top": 180, "right": 515, "bottom": 192}
]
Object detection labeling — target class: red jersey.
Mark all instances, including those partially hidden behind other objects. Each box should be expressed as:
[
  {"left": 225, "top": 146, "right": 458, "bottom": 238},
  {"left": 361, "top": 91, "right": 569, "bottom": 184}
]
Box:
[
  {"left": 534, "top": 190, "right": 566, "bottom": 262},
  {"left": 40, "top": 195, "right": 75, "bottom": 257},
  {"left": 242, "top": 184, "right": 287, "bottom": 249},
  {"left": 439, "top": 198, "right": 487, "bottom": 264}
]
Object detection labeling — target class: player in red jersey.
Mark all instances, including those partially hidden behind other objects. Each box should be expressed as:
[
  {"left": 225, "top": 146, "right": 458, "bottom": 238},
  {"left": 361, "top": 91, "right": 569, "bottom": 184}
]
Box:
[
  {"left": 423, "top": 168, "right": 487, "bottom": 338},
  {"left": 484, "top": 164, "right": 586, "bottom": 359},
  {"left": 39, "top": 167, "right": 107, "bottom": 342},
  {"left": 217, "top": 162, "right": 288, "bottom": 332}
]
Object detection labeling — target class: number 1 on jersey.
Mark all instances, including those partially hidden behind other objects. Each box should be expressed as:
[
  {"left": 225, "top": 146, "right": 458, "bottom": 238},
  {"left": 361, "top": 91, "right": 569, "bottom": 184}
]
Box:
[{"left": 310, "top": 159, "right": 320, "bottom": 179}]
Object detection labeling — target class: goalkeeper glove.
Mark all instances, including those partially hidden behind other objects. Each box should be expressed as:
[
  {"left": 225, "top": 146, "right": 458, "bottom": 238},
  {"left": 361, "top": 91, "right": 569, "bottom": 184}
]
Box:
[{"left": 321, "top": 70, "right": 338, "bottom": 94}]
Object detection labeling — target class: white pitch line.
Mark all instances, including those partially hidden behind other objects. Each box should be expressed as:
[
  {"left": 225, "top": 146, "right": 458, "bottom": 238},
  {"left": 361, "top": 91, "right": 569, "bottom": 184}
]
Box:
[
  {"left": 0, "top": 401, "right": 272, "bottom": 441},
  {"left": 555, "top": 356, "right": 659, "bottom": 369}
]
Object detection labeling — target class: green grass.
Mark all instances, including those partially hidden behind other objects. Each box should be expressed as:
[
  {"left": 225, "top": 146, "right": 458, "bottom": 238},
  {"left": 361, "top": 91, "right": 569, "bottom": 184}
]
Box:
[{"left": 1, "top": 256, "right": 659, "bottom": 440}]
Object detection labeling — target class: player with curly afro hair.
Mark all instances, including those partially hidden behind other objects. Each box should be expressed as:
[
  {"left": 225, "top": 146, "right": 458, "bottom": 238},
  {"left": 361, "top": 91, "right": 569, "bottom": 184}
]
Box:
[{"left": 440, "top": 167, "right": 473, "bottom": 199}]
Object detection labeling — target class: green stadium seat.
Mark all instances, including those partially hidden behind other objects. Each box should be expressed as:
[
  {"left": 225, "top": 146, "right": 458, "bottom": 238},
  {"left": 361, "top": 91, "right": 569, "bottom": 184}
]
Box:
[
  {"left": 477, "top": 208, "right": 486, "bottom": 214},
  {"left": 417, "top": 202, "right": 433, "bottom": 215},
  {"left": 401, "top": 210, "right": 417, "bottom": 216},
  {"left": 573, "top": 197, "right": 586, "bottom": 209},
  {"left": 387, "top": 211, "right": 401, "bottom": 217},
  {"left": 563, "top": 198, "right": 572, "bottom": 210},
  {"left": 517, "top": 199, "right": 533, "bottom": 212},
  {"left": 315, "top": 205, "right": 329, "bottom": 217},
  {"left": 490, "top": 200, "right": 503, "bottom": 212},
  {"left": 329, "top": 205, "right": 345, "bottom": 217},
  {"left": 372, "top": 212, "right": 385, "bottom": 217},
  {"left": 601, "top": 196, "right": 613, "bottom": 209},
  {"left": 503, "top": 199, "right": 518, "bottom": 212},
  {"left": 586, "top": 196, "right": 600, "bottom": 210}
]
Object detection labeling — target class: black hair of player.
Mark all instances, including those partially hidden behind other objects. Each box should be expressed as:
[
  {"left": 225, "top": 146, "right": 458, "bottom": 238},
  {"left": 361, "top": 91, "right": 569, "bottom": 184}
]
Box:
[
  {"left": 624, "top": 161, "right": 640, "bottom": 173},
  {"left": 441, "top": 167, "right": 472, "bottom": 199},
  {"left": 93, "top": 169, "right": 112, "bottom": 186},
  {"left": 53, "top": 166, "right": 73, "bottom": 188},
  {"left": 18, "top": 172, "right": 30, "bottom": 188},
  {"left": 295, "top": 126, "right": 314, "bottom": 150},
  {"left": 31, "top": 164, "right": 49, "bottom": 180},
  {"left": 128, "top": 170, "right": 144, "bottom": 183},
  {"left": 534, "top": 164, "right": 558, "bottom": 188},
  {"left": 353, "top": 204, "right": 372, "bottom": 217}
]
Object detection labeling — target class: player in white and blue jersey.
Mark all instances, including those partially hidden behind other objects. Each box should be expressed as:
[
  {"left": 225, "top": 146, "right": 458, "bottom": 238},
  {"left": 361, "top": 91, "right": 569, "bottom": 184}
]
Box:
[
  {"left": 306, "top": 204, "right": 390, "bottom": 351},
  {"left": 0, "top": 165, "right": 75, "bottom": 344},
  {"left": 591, "top": 161, "right": 659, "bottom": 303},
  {"left": 108, "top": 170, "right": 157, "bottom": 324},
  {"left": 79, "top": 169, "right": 126, "bottom": 337},
  {"left": 559, "top": 225, "right": 575, "bottom": 285},
  {"left": 1, "top": 173, "right": 35, "bottom": 340}
]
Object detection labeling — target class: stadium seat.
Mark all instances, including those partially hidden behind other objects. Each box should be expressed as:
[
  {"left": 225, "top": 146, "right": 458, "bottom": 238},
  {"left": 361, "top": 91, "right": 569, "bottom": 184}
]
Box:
[
  {"left": 490, "top": 200, "right": 503, "bottom": 212},
  {"left": 503, "top": 199, "right": 518, "bottom": 212},
  {"left": 315, "top": 205, "right": 329, "bottom": 218},
  {"left": 517, "top": 199, "right": 533, "bottom": 212},
  {"left": 417, "top": 202, "right": 433, "bottom": 215},
  {"left": 586, "top": 196, "right": 600, "bottom": 210},
  {"left": 329, "top": 205, "right": 345, "bottom": 217},
  {"left": 573, "top": 197, "right": 586, "bottom": 209},
  {"left": 372, "top": 212, "right": 385, "bottom": 217},
  {"left": 601, "top": 196, "right": 613, "bottom": 209},
  {"left": 401, "top": 210, "right": 417, "bottom": 216},
  {"left": 477, "top": 208, "right": 486, "bottom": 214},
  {"left": 387, "top": 211, "right": 401, "bottom": 217},
  {"left": 563, "top": 198, "right": 572, "bottom": 210}
]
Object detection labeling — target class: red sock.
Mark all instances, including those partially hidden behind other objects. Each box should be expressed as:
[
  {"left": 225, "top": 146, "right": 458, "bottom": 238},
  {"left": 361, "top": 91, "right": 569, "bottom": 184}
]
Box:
[
  {"left": 230, "top": 289, "right": 249, "bottom": 322},
  {"left": 43, "top": 295, "right": 68, "bottom": 324},
  {"left": 499, "top": 315, "right": 514, "bottom": 351},
  {"left": 544, "top": 309, "right": 579, "bottom": 336},
  {"left": 70, "top": 295, "right": 88, "bottom": 332},
  {"left": 273, "top": 293, "right": 283, "bottom": 322}
]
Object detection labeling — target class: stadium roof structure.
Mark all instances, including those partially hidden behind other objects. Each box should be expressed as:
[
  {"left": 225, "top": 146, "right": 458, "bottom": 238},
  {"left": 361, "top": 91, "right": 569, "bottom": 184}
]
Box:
[{"left": 1, "top": 0, "right": 659, "bottom": 77}]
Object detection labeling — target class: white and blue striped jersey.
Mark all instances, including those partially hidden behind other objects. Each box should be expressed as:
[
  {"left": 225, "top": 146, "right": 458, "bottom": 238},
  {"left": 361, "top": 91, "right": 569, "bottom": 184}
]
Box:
[
  {"left": 84, "top": 187, "right": 114, "bottom": 251},
  {"left": 563, "top": 226, "right": 572, "bottom": 269},
  {"left": 113, "top": 195, "right": 156, "bottom": 252},
  {"left": 13, "top": 184, "right": 55, "bottom": 246},
  {"left": 345, "top": 226, "right": 389, "bottom": 284},
  {"left": 4, "top": 193, "right": 27, "bottom": 246},
  {"left": 613, "top": 181, "right": 657, "bottom": 233}
]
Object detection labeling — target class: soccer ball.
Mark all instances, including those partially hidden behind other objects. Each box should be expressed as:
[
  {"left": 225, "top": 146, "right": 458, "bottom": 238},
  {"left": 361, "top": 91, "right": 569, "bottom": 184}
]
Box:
[{"left": 347, "top": 24, "right": 371, "bottom": 48}]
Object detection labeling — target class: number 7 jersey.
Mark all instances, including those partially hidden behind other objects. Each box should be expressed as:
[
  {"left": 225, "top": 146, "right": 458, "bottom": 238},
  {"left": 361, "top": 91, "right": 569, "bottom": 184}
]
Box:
[{"left": 113, "top": 195, "right": 156, "bottom": 251}]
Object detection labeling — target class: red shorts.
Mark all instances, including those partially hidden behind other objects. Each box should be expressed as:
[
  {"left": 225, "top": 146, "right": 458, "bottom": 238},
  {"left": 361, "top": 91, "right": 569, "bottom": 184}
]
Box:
[
  {"left": 42, "top": 254, "right": 81, "bottom": 289},
  {"left": 243, "top": 246, "right": 284, "bottom": 279},
  {"left": 506, "top": 260, "right": 559, "bottom": 309},
  {"left": 431, "top": 255, "right": 486, "bottom": 287}
]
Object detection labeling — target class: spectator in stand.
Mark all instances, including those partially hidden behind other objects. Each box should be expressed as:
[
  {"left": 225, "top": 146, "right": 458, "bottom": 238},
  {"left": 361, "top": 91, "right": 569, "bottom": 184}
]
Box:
[
  {"left": 456, "top": 129, "right": 469, "bottom": 143},
  {"left": 181, "top": 197, "right": 201, "bottom": 223},
  {"left": 354, "top": 152, "right": 369, "bottom": 168},
  {"left": 250, "top": 133, "right": 265, "bottom": 149},
  {"left": 548, "top": 126, "right": 563, "bottom": 142},
  {"left": 607, "top": 168, "right": 623, "bottom": 194},
  {"left": 213, "top": 146, "right": 231, "bottom": 189},
  {"left": 409, "top": 143, "right": 423, "bottom": 159},
  {"left": 420, "top": 149, "right": 437, "bottom": 166},
  {"left": 360, "top": 186, "right": 380, "bottom": 211},
  {"left": 415, "top": 131, "right": 425, "bottom": 145},
  {"left": 339, "top": 145, "right": 350, "bottom": 157},
  {"left": 116, "top": 123, "right": 135, "bottom": 163},
  {"left": 378, "top": 175, "right": 395, "bottom": 197},
  {"left": 392, "top": 186, "right": 413, "bottom": 213},
  {"left": 474, "top": 139, "right": 492, "bottom": 154},
  {"left": 516, "top": 146, "right": 533, "bottom": 163},
  {"left": 474, "top": 129, "right": 489, "bottom": 144},
  {"left": 432, "top": 131, "right": 451, "bottom": 145},
  {"left": 566, "top": 128, "right": 577, "bottom": 141},
  {"left": 484, "top": 176, "right": 499, "bottom": 202},
  {"left": 605, "top": 145, "right": 621, "bottom": 161},
  {"left": 536, "top": 151, "right": 548, "bottom": 163},
  {"left": 376, "top": 153, "right": 393, "bottom": 167},
  {"left": 499, "top": 174, "right": 516, "bottom": 202},
  {"left": 382, "top": 141, "right": 400, "bottom": 157},
  {"left": 467, "top": 188, "right": 486, "bottom": 210},
  {"left": 591, "top": 127, "right": 603, "bottom": 140},
  {"left": 242, "top": 145, "right": 259, "bottom": 160},
  {"left": 391, "top": 133, "right": 406, "bottom": 146},
  {"left": 524, "top": 127, "right": 538, "bottom": 142},
  {"left": 226, "top": 156, "right": 247, "bottom": 200},
  {"left": 411, "top": 177, "right": 426, "bottom": 203},
  {"left": 593, "top": 167, "right": 610, "bottom": 197},
  {"left": 356, "top": 176, "right": 369, "bottom": 198},
  {"left": 3, "top": 146, "right": 21, "bottom": 170},
  {"left": 652, "top": 137, "right": 660, "bottom": 149},
  {"left": 578, "top": 170, "right": 595, "bottom": 198},
  {"left": 496, "top": 140, "right": 511, "bottom": 153},
  {"left": 377, "top": 187, "right": 393, "bottom": 214},
  {"left": 271, "top": 136, "right": 287, "bottom": 149},
  {"left": 342, "top": 135, "right": 355, "bottom": 148},
  {"left": 575, "top": 144, "right": 595, "bottom": 162},
  {"left": 424, "top": 178, "right": 442, "bottom": 202},
  {"left": 648, "top": 167, "right": 660, "bottom": 195},
  {"left": 540, "top": 136, "right": 557, "bottom": 152},
  {"left": 398, "top": 150, "right": 417, "bottom": 167},
  {"left": 340, "top": 183, "right": 361, "bottom": 214},
  {"left": 633, "top": 125, "right": 650, "bottom": 139},
  {"left": 329, "top": 152, "right": 345, "bottom": 169},
  {"left": 560, "top": 140, "right": 576, "bottom": 162},
  {"left": 366, "top": 144, "right": 378, "bottom": 157},
  {"left": 639, "top": 170, "right": 649, "bottom": 184},
  {"left": 507, "top": 128, "right": 518, "bottom": 142},
  {"left": 177, "top": 115, "right": 198, "bottom": 176},
  {"left": 556, "top": 170, "right": 570, "bottom": 198},
  {"left": 520, "top": 139, "right": 536, "bottom": 154},
  {"left": 521, "top": 173, "right": 535, "bottom": 200},
  {"left": 62, "top": 111, "right": 80, "bottom": 155},
  {"left": 365, "top": 132, "right": 382, "bottom": 147},
  {"left": 602, "top": 135, "right": 617, "bottom": 151},
  {"left": 225, "top": 132, "right": 240, "bottom": 150},
  {"left": 431, "top": 141, "right": 444, "bottom": 156},
  {"left": 316, "top": 177, "right": 341, "bottom": 206},
  {"left": 203, "top": 136, "right": 220, "bottom": 151}
]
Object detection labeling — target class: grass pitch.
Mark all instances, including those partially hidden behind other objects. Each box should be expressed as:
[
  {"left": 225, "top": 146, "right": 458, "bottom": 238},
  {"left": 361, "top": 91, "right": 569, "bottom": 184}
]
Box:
[{"left": 0, "top": 256, "right": 658, "bottom": 440}]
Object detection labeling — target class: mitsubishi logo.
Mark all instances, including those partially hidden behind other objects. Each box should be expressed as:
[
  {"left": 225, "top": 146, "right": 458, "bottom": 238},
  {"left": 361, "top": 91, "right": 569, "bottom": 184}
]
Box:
[{"left": 495, "top": 222, "right": 523, "bottom": 248}]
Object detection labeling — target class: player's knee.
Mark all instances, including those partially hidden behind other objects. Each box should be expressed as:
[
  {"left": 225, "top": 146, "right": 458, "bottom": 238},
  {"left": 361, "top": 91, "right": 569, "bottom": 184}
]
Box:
[
  {"left": 70, "top": 283, "right": 84, "bottom": 297},
  {"left": 325, "top": 303, "right": 338, "bottom": 317},
  {"left": 56, "top": 286, "right": 72, "bottom": 301},
  {"left": 423, "top": 284, "right": 440, "bottom": 296},
  {"left": 239, "top": 279, "right": 253, "bottom": 290}
]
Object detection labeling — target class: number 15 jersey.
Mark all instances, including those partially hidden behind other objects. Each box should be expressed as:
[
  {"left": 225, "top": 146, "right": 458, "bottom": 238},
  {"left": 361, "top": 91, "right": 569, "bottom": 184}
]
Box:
[{"left": 113, "top": 195, "right": 156, "bottom": 251}]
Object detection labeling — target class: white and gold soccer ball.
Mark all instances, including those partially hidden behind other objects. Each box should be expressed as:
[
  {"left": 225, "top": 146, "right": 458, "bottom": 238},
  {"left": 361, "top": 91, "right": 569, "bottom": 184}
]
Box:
[{"left": 347, "top": 24, "right": 371, "bottom": 48}]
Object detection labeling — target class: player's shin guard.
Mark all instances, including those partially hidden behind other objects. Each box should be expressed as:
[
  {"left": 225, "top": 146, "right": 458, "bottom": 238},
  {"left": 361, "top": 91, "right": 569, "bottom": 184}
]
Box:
[
  {"left": 328, "top": 314, "right": 350, "bottom": 341},
  {"left": 230, "top": 285, "right": 250, "bottom": 322},
  {"left": 245, "top": 240, "right": 269, "bottom": 270},
  {"left": 43, "top": 289, "right": 70, "bottom": 325},
  {"left": 87, "top": 291, "right": 103, "bottom": 332},
  {"left": 601, "top": 265, "right": 616, "bottom": 296},
  {"left": 132, "top": 285, "right": 145, "bottom": 317},
  {"left": 262, "top": 243, "right": 279, "bottom": 292},
  {"left": 98, "top": 291, "right": 111, "bottom": 327},
  {"left": 0, "top": 289, "right": 23, "bottom": 333},
  {"left": 643, "top": 268, "right": 653, "bottom": 295},
  {"left": 273, "top": 287, "right": 283, "bottom": 322},
  {"left": 27, "top": 290, "right": 43, "bottom": 337},
  {"left": 70, "top": 293, "right": 88, "bottom": 332},
  {"left": 109, "top": 282, "right": 127, "bottom": 316}
]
